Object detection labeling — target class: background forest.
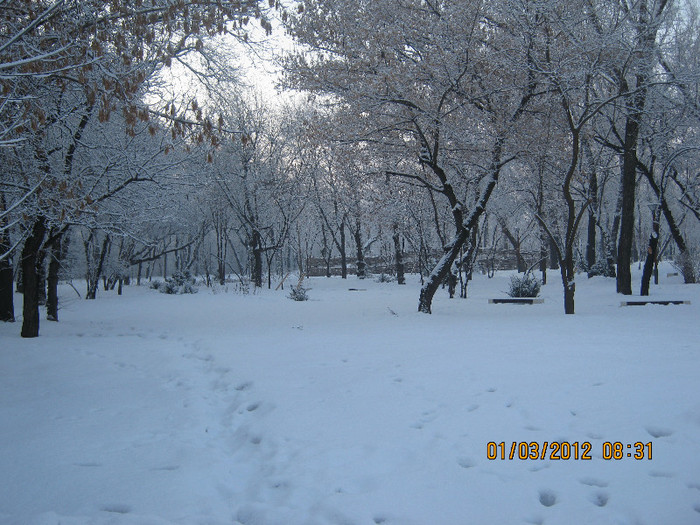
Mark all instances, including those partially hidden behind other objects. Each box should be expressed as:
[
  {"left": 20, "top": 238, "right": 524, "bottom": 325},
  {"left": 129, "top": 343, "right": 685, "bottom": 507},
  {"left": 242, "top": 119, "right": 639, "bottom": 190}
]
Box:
[{"left": 2, "top": 0, "right": 700, "bottom": 337}]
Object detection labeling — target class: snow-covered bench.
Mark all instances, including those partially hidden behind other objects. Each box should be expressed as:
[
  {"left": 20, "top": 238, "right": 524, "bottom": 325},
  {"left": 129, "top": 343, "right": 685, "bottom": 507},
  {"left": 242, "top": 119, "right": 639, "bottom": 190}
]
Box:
[
  {"left": 488, "top": 298, "right": 544, "bottom": 305},
  {"left": 620, "top": 300, "right": 690, "bottom": 306}
]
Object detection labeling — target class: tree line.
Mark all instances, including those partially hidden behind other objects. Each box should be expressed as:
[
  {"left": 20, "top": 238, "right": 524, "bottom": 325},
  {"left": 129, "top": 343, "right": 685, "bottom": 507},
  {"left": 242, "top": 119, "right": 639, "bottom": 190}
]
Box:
[{"left": 1, "top": 0, "right": 699, "bottom": 337}]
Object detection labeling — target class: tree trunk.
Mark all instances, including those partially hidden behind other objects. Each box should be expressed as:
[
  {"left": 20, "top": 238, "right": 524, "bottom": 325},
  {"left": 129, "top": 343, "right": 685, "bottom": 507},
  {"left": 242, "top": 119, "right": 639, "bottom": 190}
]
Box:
[
  {"left": 581, "top": 139, "right": 599, "bottom": 272},
  {"left": 46, "top": 233, "right": 69, "bottom": 322},
  {"left": 563, "top": 268, "right": 575, "bottom": 314},
  {"left": 419, "top": 134, "right": 504, "bottom": 313},
  {"left": 21, "top": 217, "right": 47, "bottom": 338},
  {"left": 36, "top": 248, "right": 47, "bottom": 306},
  {"left": 15, "top": 265, "right": 23, "bottom": 293},
  {"left": 353, "top": 217, "right": 366, "bottom": 279},
  {"left": 392, "top": 224, "right": 405, "bottom": 285},
  {"left": 643, "top": 167, "right": 696, "bottom": 284},
  {"left": 418, "top": 228, "right": 469, "bottom": 313},
  {"left": 321, "top": 222, "right": 332, "bottom": 278},
  {"left": 499, "top": 220, "right": 525, "bottom": 272},
  {"left": 251, "top": 229, "right": 263, "bottom": 288},
  {"left": 459, "top": 227, "right": 479, "bottom": 298},
  {"left": 85, "top": 233, "right": 111, "bottom": 300},
  {"left": 0, "top": 210, "right": 14, "bottom": 322},
  {"left": 339, "top": 219, "right": 347, "bottom": 279},
  {"left": 549, "top": 237, "right": 559, "bottom": 270},
  {"left": 539, "top": 232, "right": 547, "bottom": 285},
  {"left": 0, "top": 254, "right": 13, "bottom": 322},
  {"left": 586, "top": 173, "right": 598, "bottom": 270},
  {"left": 536, "top": 176, "right": 547, "bottom": 285},
  {"left": 616, "top": 0, "right": 662, "bottom": 294},
  {"left": 617, "top": 149, "right": 636, "bottom": 294},
  {"left": 640, "top": 208, "right": 660, "bottom": 296}
]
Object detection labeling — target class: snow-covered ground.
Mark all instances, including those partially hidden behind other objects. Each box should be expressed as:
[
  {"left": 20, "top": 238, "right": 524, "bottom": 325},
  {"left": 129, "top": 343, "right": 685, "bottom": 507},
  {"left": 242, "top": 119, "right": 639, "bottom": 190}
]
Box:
[{"left": 1, "top": 264, "right": 699, "bottom": 525}]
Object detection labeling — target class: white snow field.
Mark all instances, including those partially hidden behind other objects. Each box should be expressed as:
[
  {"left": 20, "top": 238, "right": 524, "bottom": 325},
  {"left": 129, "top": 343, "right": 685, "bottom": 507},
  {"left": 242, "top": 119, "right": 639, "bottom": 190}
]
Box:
[{"left": 1, "top": 264, "right": 699, "bottom": 525}]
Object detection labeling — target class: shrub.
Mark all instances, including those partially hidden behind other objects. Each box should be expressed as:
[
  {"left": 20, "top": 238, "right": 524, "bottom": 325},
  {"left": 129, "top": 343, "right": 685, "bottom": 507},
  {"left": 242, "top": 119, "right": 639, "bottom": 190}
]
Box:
[
  {"left": 507, "top": 273, "right": 541, "bottom": 298},
  {"left": 375, "top": 272, "right": 394, "bottom": 283},
  {"left": 288, "top": 284, "right": 309, "bottom": 301},
  {"left": 288, "top": 274, "right": 309, "bottom": 301},
  {"left": 154, "top": 270, "right": 198, "bottom": 295},
  {"left": 587, "top": 259, "right": 616, "bottom": 278},
  {"left": 672, "top": 251, "right": 698, "bottom": 283}
]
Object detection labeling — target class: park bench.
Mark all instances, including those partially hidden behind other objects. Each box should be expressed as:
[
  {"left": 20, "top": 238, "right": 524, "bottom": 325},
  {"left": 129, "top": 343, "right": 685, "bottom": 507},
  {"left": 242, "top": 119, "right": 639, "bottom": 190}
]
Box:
[{"left": 488, "top": 298, "right": 544, "bottom": 305}]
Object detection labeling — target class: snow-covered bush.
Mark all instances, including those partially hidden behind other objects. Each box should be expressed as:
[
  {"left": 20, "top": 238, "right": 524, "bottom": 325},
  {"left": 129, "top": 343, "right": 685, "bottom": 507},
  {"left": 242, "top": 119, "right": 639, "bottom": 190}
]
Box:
[
  {"left": 507, "top": 273, "right": 541, "bottom": 298},
  {"left": 155, "top": 270, "right": 198, "bottom": 295},
  {"left": 587, "top": 259, "right": 615, "bottom": 278},
  {"left": 288, "top": 284, "right": 309, "bottom": 301},
  {"left": 375, "top": 272, "right": 394, "bottom": 283},
  {"left": 672, "top": 251, "right": 698, "bottom": 283},
  {"left": 288, "top": 275, "right": 309, "bottom": 301}
]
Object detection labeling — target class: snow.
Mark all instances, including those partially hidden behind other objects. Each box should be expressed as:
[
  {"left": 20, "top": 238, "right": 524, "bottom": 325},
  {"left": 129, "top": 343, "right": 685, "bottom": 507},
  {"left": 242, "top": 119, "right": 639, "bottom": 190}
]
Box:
[{"left": 1, "top": 264, "right": 699, "bottom": 525}]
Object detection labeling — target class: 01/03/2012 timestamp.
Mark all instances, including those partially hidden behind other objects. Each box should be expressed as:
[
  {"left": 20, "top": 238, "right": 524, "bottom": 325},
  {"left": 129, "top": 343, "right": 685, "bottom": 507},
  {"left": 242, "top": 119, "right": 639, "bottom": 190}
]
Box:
[{"left": 486, "top": 441, "right": 653, "bottom": 461}]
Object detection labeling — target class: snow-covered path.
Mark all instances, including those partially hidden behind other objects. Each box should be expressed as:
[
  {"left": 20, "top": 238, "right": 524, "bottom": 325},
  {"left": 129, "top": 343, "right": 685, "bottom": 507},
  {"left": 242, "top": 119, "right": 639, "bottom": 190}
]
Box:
[{"left": 1, "top": 268, "right": 699, "bottom": 524}]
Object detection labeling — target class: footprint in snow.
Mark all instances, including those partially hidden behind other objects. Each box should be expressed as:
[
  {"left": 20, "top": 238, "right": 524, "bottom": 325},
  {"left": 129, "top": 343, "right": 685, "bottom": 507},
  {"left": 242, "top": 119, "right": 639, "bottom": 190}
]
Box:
[
  {"left": 538, "top": 489, "right": 557, "bottom": 507},
  {"left": 579, "top": 477, "right": 608, "bottom": 488},
  {"left": 457, "top": 456, "right": 476, "bottom": 469},
  {"left": 649, "top": 470, "right": 674, "bottom": 478},
  {"left": 411, "top": 409, "right": 439, "bottom": 429},
  {"left": 589, "top": 491, "right": 609, "bottom": 507},
  {"left": 645, "top": 425, "right": 673, "bottom": 438},
  {"left": 100, "top": 504, "right": 132, "bottom": 514},
  {"left": 693, "top": 504, "right": 700, "bottom": 514}
]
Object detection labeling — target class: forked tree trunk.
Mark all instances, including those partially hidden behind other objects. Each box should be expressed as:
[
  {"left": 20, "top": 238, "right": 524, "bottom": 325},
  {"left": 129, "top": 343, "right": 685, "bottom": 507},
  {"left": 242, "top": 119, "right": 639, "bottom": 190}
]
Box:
[
  {"left": 418, "top": 228, "right": 469, "bottom": 313},
  {"left": 21, "top": 217, "right": 47, "bottom": 338},
  {"left": 418, "top": 136, "right": 503, "bottom": 314},
  {"left": 617, "top": 0, "right": 664, "bottom": 294},
  {"left": 643, "top": 167, "right": 696, "bottom": 284}
]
